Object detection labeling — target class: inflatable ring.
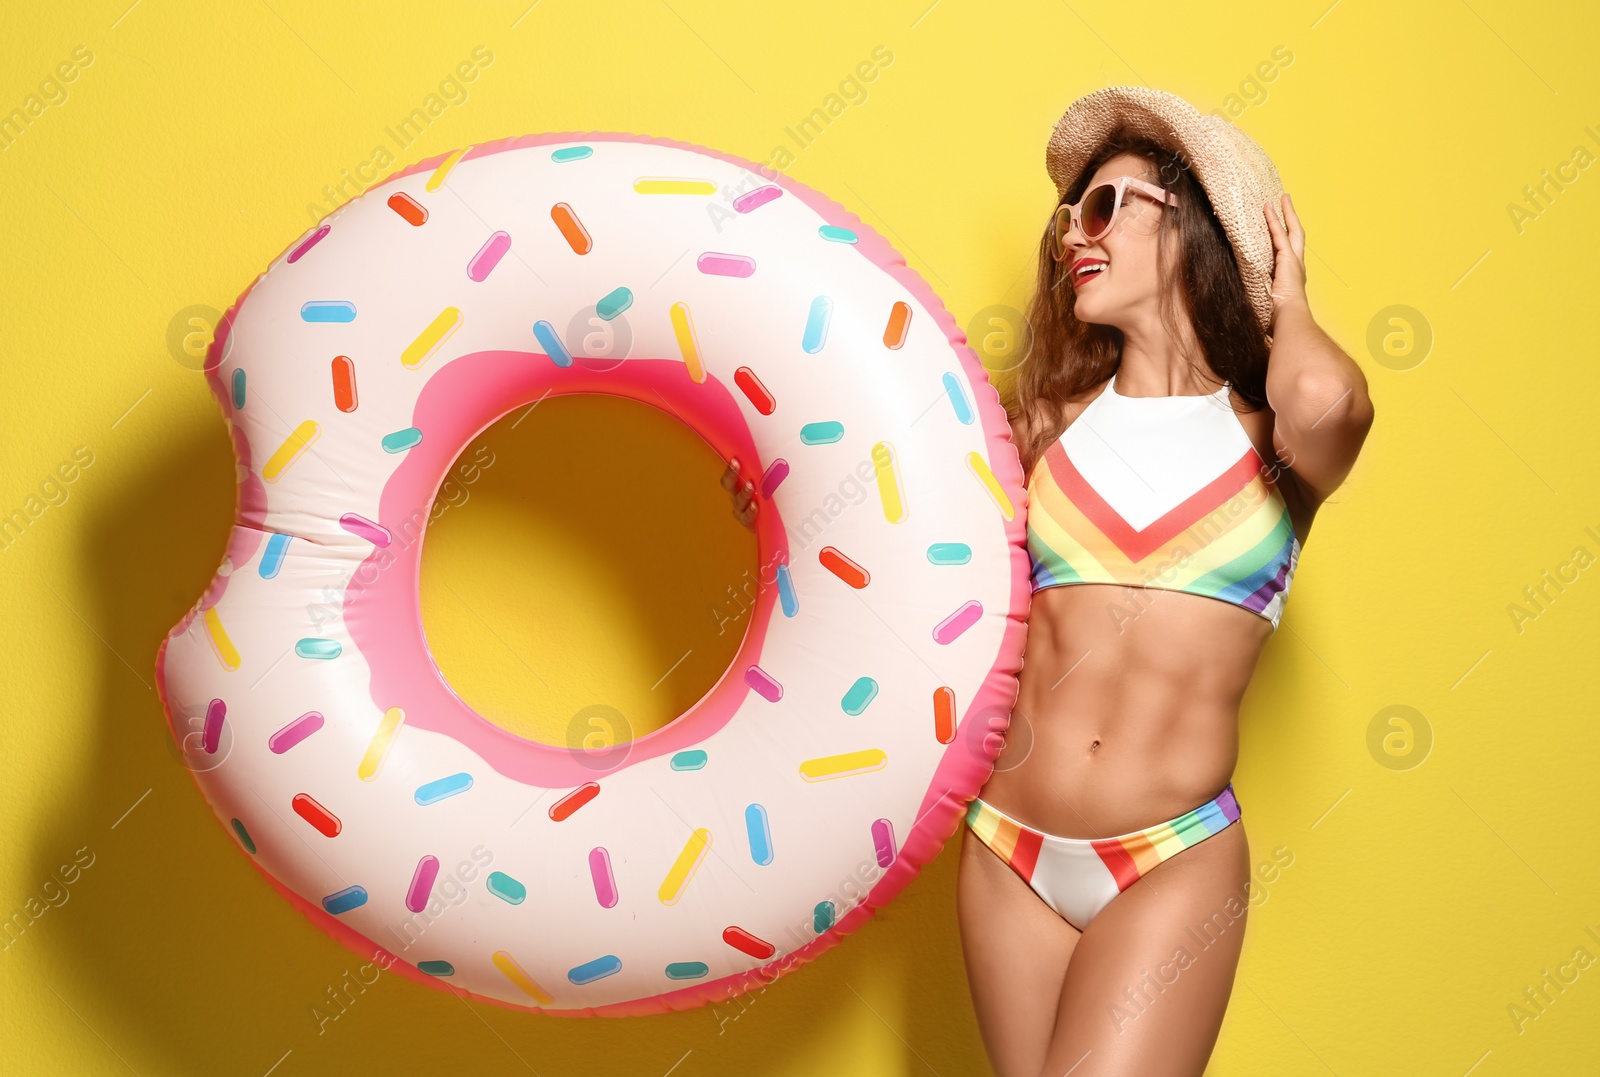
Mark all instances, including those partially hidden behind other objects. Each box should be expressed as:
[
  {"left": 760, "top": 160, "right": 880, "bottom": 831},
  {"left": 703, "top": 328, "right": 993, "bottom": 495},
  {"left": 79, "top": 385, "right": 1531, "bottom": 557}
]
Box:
[{"left": 157, "top": 132, "right": 1028, "bottom": 1016}]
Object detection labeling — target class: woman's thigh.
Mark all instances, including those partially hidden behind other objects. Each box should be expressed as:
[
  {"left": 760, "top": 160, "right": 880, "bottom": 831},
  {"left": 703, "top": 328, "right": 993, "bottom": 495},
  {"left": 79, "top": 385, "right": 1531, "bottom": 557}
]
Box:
[
  {"left": 1040, "top": 821, "right": 1252, "bottom": 1077},
  {"left": 957, "top": 827, "right": 1083, "bottom": 1077}
]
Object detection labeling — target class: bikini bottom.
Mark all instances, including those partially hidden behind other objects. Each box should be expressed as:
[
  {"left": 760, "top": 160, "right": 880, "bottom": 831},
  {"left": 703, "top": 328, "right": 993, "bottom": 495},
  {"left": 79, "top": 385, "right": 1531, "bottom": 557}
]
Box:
[{"left": 964, "top": 783, "right": 1241, "bottom": 931}]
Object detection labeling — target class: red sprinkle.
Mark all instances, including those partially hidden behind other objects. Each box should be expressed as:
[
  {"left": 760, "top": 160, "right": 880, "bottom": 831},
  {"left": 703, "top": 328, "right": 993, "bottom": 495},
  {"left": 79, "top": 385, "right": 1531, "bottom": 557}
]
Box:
[
  {"left": 722, "top": 926, "right": 775, "bottom": 960},
  {"left": 549, "top": 782, "right": 600, "bottom": 822},
  {"left": 819, "top": 546, "right": 870, "bottom": 589},
  {"left": 292, "top": 793, "right": 341, "bottom": 837},
  {"left": 734, "top": 366, "right": 776, "bottom": 415},
  {"left": 331, "top": 355, "right": 358, "bottom": 412},
  {"left": 388, "top": 192, "right": 428, "bottom": 226}
]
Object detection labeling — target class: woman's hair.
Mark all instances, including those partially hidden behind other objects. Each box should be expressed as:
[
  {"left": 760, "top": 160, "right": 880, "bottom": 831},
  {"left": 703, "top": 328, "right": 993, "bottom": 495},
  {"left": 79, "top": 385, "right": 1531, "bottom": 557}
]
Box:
[{"left": 1006, "top": 128, "right": 1270, "bottom": 475}]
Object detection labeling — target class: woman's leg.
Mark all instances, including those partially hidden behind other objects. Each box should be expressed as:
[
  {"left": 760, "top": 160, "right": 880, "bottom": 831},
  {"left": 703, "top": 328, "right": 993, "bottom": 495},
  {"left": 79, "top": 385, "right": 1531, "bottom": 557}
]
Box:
[
  {"left": 1038, "top": 820, "right": 1251, "bottom": 1077},
  {"left": 957, "top": 826, "right": 1084, "bottom": 1077}
]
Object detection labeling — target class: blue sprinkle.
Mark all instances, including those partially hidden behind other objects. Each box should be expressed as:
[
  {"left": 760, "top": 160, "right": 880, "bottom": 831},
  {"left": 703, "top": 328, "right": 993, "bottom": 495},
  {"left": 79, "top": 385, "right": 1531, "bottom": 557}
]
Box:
[
  {"left": 418, "top": 960, "right": 455, "bottom": 977},
  {"left": 532, "top": 319, "right": 573, "bottom": 367},
  {"left": 322, "top": 885, "right": 367, "bottom": 915},
  {"left": 802, "top": 296, "right": 833, "bottom": 353},
  {"left": 670, "top": 750, "right": 708, "bottom": 771},
  {"left": 596, "top": 287, "right": 632, "bottom": 321},
  {"left": 777, "top": 563, "right": 797, "bottom": 617},
  {"left": 799, "top": 421, "right": 844, "bottom": 445},
  {"left": 300, "top": 301, "right": 357, "bottom": 323},
  {"left": 818, "top": 225, "right": 857, "bottom": 243},
  {"left": 841, "top": 676, "right": 879, "bottom": 716},
  {"left": 415, "top": 772, "right": 473, "bottom": 805},
  {"left": 259, "top": 532, "right": 291, "bottom": 579},
  {"left": 942, "top": 371, "right": 974, "bottom": 424},
  {"left": 486, "top": 871, "right": 526, "bottom": 904},
  {"left": 568, "top": 954, "right": 622, "bottom": 985},
  {"left": 927, "top": 543, "right": 972, "bottom": 566},
  {"left": 552, "top": 146, "right": 593, "bottom": 162},
  {"left": 231, "top": 368, "right": 246, "bottom": 409},
  {"left": 381, "top": 427, "right": 424, "bottom": 453},
  {"left": 745, "top": 803, "right": 773, "bottom": 866},
  {"left": 813, "top": 900, "right": 836, "bottom": 933},
  {"left": 295, "top": 638, "right": 341, "bottom": 660}
]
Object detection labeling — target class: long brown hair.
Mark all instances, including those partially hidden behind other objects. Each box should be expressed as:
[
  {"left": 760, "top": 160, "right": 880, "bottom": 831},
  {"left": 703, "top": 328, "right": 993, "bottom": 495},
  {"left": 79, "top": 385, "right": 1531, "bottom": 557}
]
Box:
[{"left": 1007, "top": 129, "right": 1270, "bottom": 475}]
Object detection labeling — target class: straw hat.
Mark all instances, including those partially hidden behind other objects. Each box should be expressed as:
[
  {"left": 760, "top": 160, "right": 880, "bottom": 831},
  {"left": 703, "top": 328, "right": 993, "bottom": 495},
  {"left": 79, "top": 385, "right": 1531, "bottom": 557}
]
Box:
[{"left": 1045, "top": 86, "right": 1286, "bottom": 337}]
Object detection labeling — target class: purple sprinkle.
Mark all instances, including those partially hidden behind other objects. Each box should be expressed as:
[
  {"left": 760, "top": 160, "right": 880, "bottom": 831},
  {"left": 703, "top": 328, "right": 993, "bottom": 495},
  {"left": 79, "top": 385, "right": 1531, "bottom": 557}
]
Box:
[
  {"left": 932, "top": 600, "right": 983, "bottom": 644},
  {"left": 339, "top": 512, "right": 392, "bottom": 547},
  {"left": 467, "top": 230, "right": 512, "bottom": 282},
  {"left": 733, "top": 185, "right": 783, "bottom": 213},
  {"left": 872, "top": 818, "right": 896, "bottom": 868},
  {"left": 202, "top": 698, "right": 225, "bottom": 754},
  {"left": 697, "top": 252, "right": 756, "bottom": 277},
  {"left": 287, "top": 225, "right": 330, "bottom": 264},
  {"left": 268, "top": 711, "right": 324, "bottom": 754},
  {"left": 744, "top": 664, "right": 783, "bottom": 702},
  {"left": 406, "top": 855, "right": 440, "bottom": 912},
  {"left": 760, "top": 458, "right": 789, "bottom": 498}
]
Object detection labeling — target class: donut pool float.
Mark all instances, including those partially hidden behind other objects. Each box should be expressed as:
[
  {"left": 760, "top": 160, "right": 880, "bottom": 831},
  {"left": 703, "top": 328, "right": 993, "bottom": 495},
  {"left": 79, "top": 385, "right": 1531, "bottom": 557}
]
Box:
[{"left": 156, "top": 132, "right": 1029, "bottom": 1016}]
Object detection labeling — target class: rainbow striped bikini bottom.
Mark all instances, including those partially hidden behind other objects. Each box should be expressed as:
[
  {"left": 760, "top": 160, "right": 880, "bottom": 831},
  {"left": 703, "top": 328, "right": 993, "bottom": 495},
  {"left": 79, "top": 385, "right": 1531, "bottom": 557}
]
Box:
[{"left": 964, "top": 784, "right": 1241, "bottom": 931}]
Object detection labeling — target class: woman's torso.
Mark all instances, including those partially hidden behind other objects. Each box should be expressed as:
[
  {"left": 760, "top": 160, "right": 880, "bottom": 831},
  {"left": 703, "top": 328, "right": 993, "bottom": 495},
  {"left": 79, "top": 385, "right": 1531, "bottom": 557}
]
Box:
[{"left": 981, "top": 374, "right": 1314, "bottom": 838}]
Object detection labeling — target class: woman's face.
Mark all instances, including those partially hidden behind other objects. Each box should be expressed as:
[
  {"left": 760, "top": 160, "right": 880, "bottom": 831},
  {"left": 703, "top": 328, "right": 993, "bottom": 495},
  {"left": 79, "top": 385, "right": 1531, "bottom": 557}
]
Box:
[{"left": 1055, "top": 153, "right": 1172, "bottom": 329}]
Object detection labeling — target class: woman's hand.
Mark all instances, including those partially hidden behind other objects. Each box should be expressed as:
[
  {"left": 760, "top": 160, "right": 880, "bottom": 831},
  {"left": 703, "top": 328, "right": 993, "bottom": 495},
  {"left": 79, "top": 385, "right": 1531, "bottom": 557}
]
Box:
[
  {"left": 1263, "top": 192, "right": 1308, "bottom": 325},
  {"left": 720, "top": 457, "right": 757, "bottom": 529}
]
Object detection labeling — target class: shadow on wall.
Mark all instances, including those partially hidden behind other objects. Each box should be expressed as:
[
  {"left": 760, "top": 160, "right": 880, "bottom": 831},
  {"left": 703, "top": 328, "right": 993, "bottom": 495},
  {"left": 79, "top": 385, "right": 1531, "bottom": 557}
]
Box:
[{"left": 19, "top": 382, "right": 991, "bottom": 1075}]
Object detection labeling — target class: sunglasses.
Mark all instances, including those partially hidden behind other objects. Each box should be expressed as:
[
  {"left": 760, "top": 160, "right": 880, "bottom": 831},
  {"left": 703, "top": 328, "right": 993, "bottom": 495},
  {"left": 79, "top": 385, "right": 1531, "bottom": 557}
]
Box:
[{"left": 1049, "top": 176, "right": 1180, "bottom": 262}]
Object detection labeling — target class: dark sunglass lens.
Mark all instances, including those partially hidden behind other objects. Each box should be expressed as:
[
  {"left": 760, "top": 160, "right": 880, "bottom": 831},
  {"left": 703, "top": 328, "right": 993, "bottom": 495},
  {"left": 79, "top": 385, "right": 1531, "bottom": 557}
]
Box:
[
  {"left": 1083, "top": 184, "right": 1116, "bottom": 238},
  {"left": 1051, "top": 205, "right": 1072, "bottom": 259}
]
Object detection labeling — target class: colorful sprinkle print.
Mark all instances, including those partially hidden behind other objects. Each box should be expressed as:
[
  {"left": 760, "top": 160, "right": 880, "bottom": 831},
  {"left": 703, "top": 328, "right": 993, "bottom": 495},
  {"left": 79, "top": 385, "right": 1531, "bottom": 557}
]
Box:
[{"left": 160, "top": 137, "right": 1022, "bottom": 1014}]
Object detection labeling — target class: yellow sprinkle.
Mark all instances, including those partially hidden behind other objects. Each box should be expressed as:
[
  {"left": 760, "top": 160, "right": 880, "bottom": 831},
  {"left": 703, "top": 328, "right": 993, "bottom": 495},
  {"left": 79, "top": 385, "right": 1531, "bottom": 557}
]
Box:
[
  {"left": 633, "top": 177, "right": 718, "bottom": 195},
  {"left": 670, "top": 302, "right": 704, "bottom": 383},
  {"left": 262, "top": 420, "right": 320, "bottom": 484},
  {"left": 658, "top": 827, "right": 712, "bottom": 906},
  {"left": 402, "top": 307, "right": 463, "bottom": 369},
  {"left": 799, "top": 749, "right": 888, "bottom": 782},
  {"left": 966, "top": 451, "right": 1015, "bottom": 522},
  {"left": 202, "top": 606, "right": 240, "bottom": 672},
  {"left": 425, "top": 146, "right": 470, "bottom": 192},
  {"left": 492, "top": 950, "right": 553, "bottom": 1005},
  {"left": 357, "top": 707, "right": 406, "bottom": 781},
  {"left": 873, "top": 441, "right": 906, "bottom": 524}
]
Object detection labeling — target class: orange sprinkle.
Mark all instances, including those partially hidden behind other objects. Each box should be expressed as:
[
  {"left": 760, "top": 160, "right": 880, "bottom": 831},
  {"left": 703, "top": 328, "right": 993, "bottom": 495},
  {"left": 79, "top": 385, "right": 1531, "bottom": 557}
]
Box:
[
  {"left": 933, "top": 686, "right": 957, "bottom": 744},
  {"left": 883, "top": 301, "right": 911, "bottom": 349},
  {"left": 550, "top": 202, "right": 592, "bottom": 254}
]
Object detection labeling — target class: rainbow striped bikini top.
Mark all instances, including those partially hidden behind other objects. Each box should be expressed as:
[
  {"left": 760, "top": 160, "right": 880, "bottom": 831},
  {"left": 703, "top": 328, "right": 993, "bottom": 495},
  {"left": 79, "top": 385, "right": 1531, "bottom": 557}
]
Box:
[{"left": 1025, "top": 372, "right": 1300, "bottom": 631}]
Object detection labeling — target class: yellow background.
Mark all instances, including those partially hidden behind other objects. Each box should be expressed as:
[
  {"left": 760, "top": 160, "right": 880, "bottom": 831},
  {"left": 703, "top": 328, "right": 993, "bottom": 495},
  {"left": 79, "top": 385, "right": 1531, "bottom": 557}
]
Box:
[{"left": 3, "top": 1, "right": 1598, "bottom": 1073}]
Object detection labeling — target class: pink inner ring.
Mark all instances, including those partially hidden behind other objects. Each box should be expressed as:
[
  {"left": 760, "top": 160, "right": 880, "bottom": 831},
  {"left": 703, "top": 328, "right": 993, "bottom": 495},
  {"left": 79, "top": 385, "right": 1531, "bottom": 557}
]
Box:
[{"left": 343, "top": 350, "right": 787, "bottom": 788}]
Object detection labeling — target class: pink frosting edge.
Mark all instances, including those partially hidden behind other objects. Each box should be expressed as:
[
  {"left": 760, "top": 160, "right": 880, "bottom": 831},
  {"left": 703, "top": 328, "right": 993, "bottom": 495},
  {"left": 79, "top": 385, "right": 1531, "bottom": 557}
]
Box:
[{"left": 161, "top": 129, "right": 1032, "bottom": 1016}]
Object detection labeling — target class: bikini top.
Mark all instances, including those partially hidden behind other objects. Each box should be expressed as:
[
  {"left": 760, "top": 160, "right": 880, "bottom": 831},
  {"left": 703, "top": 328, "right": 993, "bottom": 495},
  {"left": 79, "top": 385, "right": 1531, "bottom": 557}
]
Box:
[{"left": 1024, "top": 371, "right": 1300, "bottom": 631}]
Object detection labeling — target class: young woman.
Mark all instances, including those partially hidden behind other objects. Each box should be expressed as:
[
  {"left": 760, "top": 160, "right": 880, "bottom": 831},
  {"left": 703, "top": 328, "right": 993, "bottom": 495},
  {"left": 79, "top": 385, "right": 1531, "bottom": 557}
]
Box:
[
  {"left": 956, "top": 90, "right": 1373, "bottom": 1076},
  {"left": 724, "top": 86, "right": 1371, "bottom": 1077}
]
